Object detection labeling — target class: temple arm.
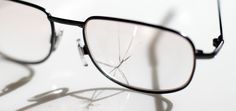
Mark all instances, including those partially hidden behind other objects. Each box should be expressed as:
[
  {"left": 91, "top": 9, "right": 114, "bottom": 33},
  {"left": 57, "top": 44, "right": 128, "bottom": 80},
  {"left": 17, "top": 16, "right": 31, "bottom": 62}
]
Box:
[{"left": 196, "top": 0, "right": 224, "bottom": 59}]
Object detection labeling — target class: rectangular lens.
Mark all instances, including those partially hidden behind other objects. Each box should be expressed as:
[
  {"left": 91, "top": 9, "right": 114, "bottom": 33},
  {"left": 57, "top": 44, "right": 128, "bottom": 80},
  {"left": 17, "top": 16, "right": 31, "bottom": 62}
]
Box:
[{"left": 84, "top": 18, "right": 195, "bottom": 92}]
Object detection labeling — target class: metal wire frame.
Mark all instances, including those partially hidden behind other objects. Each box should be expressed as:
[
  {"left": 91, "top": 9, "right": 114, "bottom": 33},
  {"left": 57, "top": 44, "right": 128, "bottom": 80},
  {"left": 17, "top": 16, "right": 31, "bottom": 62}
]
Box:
[{"left": 3, "top": 0, "right": 224, "bottom": 94}]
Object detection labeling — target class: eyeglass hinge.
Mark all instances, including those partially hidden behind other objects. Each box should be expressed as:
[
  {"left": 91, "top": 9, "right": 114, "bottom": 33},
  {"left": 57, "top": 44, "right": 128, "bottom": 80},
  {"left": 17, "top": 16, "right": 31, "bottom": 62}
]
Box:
[
  {"left": 213, "top": 35, "right": 223, "bottom": 48},
  {"left": 196, "top": 50, "right": 203, "bottom": 54}
]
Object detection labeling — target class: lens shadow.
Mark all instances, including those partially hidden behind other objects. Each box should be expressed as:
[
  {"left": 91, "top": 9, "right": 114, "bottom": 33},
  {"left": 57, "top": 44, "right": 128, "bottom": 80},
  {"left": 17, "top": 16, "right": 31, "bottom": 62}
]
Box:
[
  {"left": 17, "top": 88, "right": 173, "bottom": 111},
  {"left": 0, "top": 57, "right": 34, "bottom": 97}
]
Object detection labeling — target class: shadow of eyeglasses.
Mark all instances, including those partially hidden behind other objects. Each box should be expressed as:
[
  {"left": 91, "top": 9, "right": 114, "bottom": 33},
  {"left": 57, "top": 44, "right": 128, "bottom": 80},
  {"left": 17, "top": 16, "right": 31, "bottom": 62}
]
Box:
[
  {"left": 17, "top": 7, "right": 175, "bottom": 111},
  {"left": 17, "top": 87, "right": 173, "bottom": 111},
  {"left": 0, "top": 56, "right": 34, "bottom": 97}
]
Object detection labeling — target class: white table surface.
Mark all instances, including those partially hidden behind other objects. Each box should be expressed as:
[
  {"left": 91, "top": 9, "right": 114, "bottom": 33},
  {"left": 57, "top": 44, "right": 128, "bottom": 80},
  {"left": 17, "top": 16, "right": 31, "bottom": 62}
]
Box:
[{"left": 0, "top": 0, "right": 235, "bottom": 110}]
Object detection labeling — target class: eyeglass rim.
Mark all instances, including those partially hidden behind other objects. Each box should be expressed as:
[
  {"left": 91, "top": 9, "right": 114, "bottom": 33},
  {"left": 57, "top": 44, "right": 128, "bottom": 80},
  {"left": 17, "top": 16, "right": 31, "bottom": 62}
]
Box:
[
  {"left": 82, "top": 16, "right": 197, "bottom": 94},
  {"left": 0, "top": 0, "right": 56, "bottom": 64},
  {"left": 4, "top": 0, "right": 198, "bottom": 94}
]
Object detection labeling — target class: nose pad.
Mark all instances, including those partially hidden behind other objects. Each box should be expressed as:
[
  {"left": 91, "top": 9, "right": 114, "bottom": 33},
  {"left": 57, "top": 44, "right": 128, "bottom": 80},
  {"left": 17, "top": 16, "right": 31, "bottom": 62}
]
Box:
[
  {"left": 77, "top": 39, "right": 88, "bottom": 67},
  {"left": 52, "top": 30, "right": 64, "bottom": 51}
]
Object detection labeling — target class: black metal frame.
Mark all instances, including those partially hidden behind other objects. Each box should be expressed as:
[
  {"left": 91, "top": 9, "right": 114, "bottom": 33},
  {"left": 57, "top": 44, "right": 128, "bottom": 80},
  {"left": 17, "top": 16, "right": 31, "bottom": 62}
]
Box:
[{"left": 4, "top": 0, "right": 224, "bottom": 94}]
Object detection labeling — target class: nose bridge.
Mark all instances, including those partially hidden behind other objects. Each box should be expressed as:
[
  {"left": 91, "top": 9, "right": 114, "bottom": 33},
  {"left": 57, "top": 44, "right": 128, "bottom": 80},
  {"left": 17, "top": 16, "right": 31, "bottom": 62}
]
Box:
[
  {"left": 48, "top": 16, "right": 85, "bottom": 28},
  {"left": 48, "top": 15, "right": 89, "bottom": 67}
]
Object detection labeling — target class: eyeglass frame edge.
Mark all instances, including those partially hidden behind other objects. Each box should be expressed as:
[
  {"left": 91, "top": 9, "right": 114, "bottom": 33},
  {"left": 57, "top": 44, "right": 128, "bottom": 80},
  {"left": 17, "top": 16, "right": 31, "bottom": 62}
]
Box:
[{"left": 5, "top": 0, "right": 224, "bottom": 94}]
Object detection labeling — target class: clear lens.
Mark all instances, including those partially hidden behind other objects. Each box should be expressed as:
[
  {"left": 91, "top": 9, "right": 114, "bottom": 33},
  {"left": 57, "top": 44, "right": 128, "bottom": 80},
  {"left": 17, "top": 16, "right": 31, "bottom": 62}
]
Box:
[
  {"left": 0, "top": 1, "right": 52, "bottom": 62},
  {"left": 85, "top": 19, "right": 195, "bottom": 91}
]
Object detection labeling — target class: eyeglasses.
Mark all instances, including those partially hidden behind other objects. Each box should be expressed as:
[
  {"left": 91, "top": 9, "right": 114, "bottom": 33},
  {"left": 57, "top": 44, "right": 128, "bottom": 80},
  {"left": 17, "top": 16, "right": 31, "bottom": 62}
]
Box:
[{"left": 0, "top": 0, "right": 224, "bottom": 93}]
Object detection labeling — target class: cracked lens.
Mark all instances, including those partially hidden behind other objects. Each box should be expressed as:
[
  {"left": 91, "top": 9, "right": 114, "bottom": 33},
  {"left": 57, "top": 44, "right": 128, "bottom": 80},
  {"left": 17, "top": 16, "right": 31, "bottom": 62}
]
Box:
[
  {"left": 86, "top": 19, "right": 195, "bottom": 91},
  {"left": 96, "top": 25, "right": 138, "bottom": 85}
]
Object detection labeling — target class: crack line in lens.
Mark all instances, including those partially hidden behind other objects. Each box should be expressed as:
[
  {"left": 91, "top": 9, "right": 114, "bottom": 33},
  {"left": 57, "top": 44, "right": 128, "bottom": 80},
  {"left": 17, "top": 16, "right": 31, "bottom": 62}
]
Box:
[
  {"left": 121, "top": 26, "right": 137, "bottom": 61},
  {"left": 118, "top": 24, "right": 121, "bottom": 62},
  {"left": 95, "top": 26, "right": 138, "bottom": 86}
]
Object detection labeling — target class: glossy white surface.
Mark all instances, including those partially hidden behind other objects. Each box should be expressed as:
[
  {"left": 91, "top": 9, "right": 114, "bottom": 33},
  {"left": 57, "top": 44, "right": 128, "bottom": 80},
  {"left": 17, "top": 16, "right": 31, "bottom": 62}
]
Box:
[{"left": 0, "top": 0, "right": 235, "bottom": 110}]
